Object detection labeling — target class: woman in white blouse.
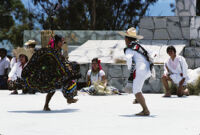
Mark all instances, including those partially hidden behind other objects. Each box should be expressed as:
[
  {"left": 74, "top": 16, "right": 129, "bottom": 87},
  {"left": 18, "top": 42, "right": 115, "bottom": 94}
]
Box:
[
  {"left": 8, "top": 54, "right": 28, "bottom": 94},
  {"left": 162, "top": 46, "right": 189, "bottom": 97},
  {"left": 87, "top": 58, "right": 107, "bottom": 88}
]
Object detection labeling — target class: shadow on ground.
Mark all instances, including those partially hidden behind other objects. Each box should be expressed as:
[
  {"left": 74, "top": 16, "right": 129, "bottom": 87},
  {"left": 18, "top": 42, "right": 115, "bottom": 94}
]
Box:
[
  {"left": 8, "top": 109, "right": 79, "bottom": 114},
  {"left": 119, "top": 114, "right": 157, "bottom": 118}
]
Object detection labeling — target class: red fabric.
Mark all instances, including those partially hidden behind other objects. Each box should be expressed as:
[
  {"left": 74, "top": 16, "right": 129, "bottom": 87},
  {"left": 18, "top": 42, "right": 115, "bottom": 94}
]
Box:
[
  {"left": 48, "top": 37, "right": 55, "bottom": 49},
  {"left": 98, "top": 60, "right": 102, "bottom": 70},
  {"left": 133, "top": 70, "right": 136, "bottom": 80}
]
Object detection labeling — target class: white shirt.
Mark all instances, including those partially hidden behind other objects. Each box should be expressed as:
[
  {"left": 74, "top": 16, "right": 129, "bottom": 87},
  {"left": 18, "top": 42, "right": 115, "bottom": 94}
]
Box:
[
  {"left": 0, "top": 56, "right": 10, "bottom": 75},
  {"left": 87, "top": 69, "right": 105, "bottom": 84},
  {"left": 8, "top": 62, "right": 27, "bottom": 81},
  {"left": 164, "top": 55, "right": 188, "bottom": 78},
  {"left": 10, "top": 57, "right": 18, "bottom": 69},
  {"left": 125, "top": 48, "right": 151, "bottom": 75}
]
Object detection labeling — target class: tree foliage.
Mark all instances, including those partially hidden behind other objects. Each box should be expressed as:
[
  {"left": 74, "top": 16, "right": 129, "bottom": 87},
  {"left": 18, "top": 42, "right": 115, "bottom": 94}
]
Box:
[
  {"left": 0, "top": 0, "right": 34, "bottom": 47},
  {"left": 32, "top": 0, "right": 158, "bottom": 30},
  {"left": 1, "top": 0, "right": 158, "bottom": 47}
]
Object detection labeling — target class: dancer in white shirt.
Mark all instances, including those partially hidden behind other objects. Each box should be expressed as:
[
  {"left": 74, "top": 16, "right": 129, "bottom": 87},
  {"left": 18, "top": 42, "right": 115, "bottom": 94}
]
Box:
[
  {"left": 162, "top": 46, "right": 189, "bottom": 97},
  {"left": 119, "top": 27, "right": 154, "bottom": 116},
  {"left": 8, "top": 54, "right": 28, "bottom": 94}
]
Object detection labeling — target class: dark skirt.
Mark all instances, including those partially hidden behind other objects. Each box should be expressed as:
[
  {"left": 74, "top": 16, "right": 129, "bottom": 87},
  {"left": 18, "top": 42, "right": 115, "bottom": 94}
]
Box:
[{"left": 21, "top": 48, "right": 79, "bottom": 99}]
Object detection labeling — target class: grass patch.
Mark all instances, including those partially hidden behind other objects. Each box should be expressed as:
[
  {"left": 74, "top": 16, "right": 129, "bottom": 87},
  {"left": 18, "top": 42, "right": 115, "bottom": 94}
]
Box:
[
  {"left": 165, "top": 76, "right": 200, "bottom": 95},
  {"left": 187, "top": 76, "right": 200, "bottom": 95}
]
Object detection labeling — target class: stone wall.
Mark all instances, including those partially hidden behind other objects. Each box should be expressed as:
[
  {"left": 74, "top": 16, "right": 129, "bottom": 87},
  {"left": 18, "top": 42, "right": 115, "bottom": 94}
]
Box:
[
  {"left": 24, "top": 30, "right": 123, "bottom": 46},
  {"left": 79, "top": 63, "right": 164, "bottom": 93},
  {"left": 175, "top": 0, "right": 196, "bottom": 16},
  {"left": 138, "top": 16, "right": 200, "bottom": 69},
  {"left": 138, "top": 16, "right": 190, "bottom": 40}
]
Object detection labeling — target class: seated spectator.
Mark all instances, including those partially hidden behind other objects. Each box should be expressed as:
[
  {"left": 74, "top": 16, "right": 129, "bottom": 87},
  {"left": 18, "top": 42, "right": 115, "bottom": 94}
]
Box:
[
  {"left": 0, "top": 48, "right": 10, "bottom": 89},
  {"left": 81, "top": 58, "right": 119, "bottom": 95},
  {"left": 8, "top": 54, "right": 28, "bottom": 94},
  {"left": 162, "top": 46, "right": 189, "bottom": 97}
]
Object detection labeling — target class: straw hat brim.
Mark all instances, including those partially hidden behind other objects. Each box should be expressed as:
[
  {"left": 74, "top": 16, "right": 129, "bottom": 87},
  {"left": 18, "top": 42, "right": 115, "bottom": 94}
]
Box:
[
  {"left": 25, "top": 40, "right": 37, "bottom": 46},
  {"left": 13, "top": 47, "right": 34, "bottom": 60},
  {"left": 118, "top": 31, "right": 143, "bottom": 39}
]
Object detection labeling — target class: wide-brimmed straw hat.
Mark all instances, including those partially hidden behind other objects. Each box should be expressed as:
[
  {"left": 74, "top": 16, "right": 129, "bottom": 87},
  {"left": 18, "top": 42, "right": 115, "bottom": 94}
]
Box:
[
  {"left": 24, "top": 40, "right": 37, "bottom": 46},
  {"left": 12, "top": 47, "right": 34, "bottom": 60},
  {"left": 118, "top": 27, "right": 143, "bottom": 39}
]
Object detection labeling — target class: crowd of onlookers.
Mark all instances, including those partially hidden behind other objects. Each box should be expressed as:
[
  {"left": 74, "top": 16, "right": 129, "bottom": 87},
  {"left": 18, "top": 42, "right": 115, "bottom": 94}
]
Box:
[{"left": 0, "top": 40, "right": 36, "bottom": 94}]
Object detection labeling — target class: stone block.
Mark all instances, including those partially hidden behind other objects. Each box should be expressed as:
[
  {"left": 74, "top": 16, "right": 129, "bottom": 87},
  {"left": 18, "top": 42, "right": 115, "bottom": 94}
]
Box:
[
  {"left": 138, "top": 29, "right": 153, "bottom": 39},
  {"left": 190, "top": 17, "right": 195, "bottom": 28},
  {"left": 195, "top": 17, "right": 200, "bottom": 28},
  {"left": 101, "top": 63, "right": 110, "bottom": 78},
  {"left": 31, "top": 30, "right": 41, "bottom": 45},
  {"left": 179, "top": 11, "right": 191, "bottom": 16},
  {"left": 152, "top": 40, "right": 168, "bottom": 45},
  {"left": 154, "top": 17, "right": 167, "bottom": 29},
  {"left": 167, "top": 22, "right": 183, "bottom": 39},
  {"left": 184, "top": 0, "right": 190, "bottom": 10},
  {"left": 176, "top": 0, "right": 184, "bottom": 11},
  {"left": 154, "top": 29, "right": 170, "bottom": 40},
  {"left": 190, "top": 4, "right": 196, "bottom": 16},
  {"left": 95, "top": 31, "right": 107, "bottom": 40},
  {"left": 195, "top": 47, "right": 200, "bottom": 57},
  {"left": 184, "top": 47, "right": 196, "bottom": 57},
  {"left": 167, "top": 16, "right": 179, "bottom": 22},
  {"left": 180, "top": 16, "right": 190, "bottom": 27},
  {"left": 109, "top": 78, "right": 126, "bottom": 90},
  {"left": 142, "top": 78, "right": 162, "bottom": 93},
  {"left": 190, "top": 28, "right": 198, "bottom": 39},
  {"left": 139, "top": 40, "right": 152, "bottom": 45},
  {"left": 168, "top": 40, "right": 188, "bottom": 46},
  {"left": 121, "top": 65, "right": 129, "bottom": 78},
  {"left": 185, "top": 58, "right": 195, "bottom": 69},
  {"left": 190, "top": 39, "right": 197, "bottom": 46},
  {"left": 79, "top": 64, "right": 89, "bottom": 82},
  {"left": 195, "top": 58, "right": 200, "bottom": 68},
  {"left": 181, "top": 27, "right": 190, "bottom": 39},
  {"left": 139, "top": 17, "right": 154, "bottom": 29},
  {"left": 107, "top": 64, "right": 123, "bottom": 78},
  {"left": 196, "top": 40, "right": 200, "bottom": 47}
]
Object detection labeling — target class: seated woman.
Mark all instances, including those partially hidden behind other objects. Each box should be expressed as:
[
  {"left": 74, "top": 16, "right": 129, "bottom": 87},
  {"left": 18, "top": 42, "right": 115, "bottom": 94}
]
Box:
[
  {"left": 8, "top": 54, "right": 28, "bottom": 94},
  {"left": 162, "top": 46, "right": 189, "bottom": 97},
  {"left": 81, "top": 58, "right": 119, "bottom": 95}
]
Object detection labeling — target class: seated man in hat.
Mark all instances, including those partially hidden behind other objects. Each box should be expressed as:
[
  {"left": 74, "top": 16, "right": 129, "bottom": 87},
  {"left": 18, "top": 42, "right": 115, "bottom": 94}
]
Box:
[{"left": 0, "top": 48, "right": 10, "bottom": 89}]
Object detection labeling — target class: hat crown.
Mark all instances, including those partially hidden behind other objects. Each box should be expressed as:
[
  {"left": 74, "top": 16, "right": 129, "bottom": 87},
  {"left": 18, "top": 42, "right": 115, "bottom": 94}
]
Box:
[{"left": 126, "top": 27, "right": 137, "bottom": 37}]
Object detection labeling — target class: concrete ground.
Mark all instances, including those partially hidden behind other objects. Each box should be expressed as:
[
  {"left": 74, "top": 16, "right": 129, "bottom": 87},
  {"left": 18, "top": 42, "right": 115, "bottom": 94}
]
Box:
[{"left": 0, "top": 90, "right": 200, "bottom": 135}]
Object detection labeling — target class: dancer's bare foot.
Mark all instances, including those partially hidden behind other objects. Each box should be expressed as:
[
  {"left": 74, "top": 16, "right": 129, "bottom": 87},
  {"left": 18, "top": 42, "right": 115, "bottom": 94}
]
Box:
[
  {"left": 163, "top": 92, "right": 171, "bottom": 97},
  {"left": 133, "top": 99, "right": 139, "bottom": 104},
  {"left": 135, "top": 110, "right": 150, "bottom": 116},
  {"left": 67, "top": 98, "right": 78, "bottom": 104},
  {"left": 43, "top": 106, "right": 51, "bottom": 111}
]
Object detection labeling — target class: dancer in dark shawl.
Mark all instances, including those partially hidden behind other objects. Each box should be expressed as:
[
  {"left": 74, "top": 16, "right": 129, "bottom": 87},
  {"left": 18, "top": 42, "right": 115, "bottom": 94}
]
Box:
[{"left": 21, "top": 35, "right": 81, "bottom": 111}]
